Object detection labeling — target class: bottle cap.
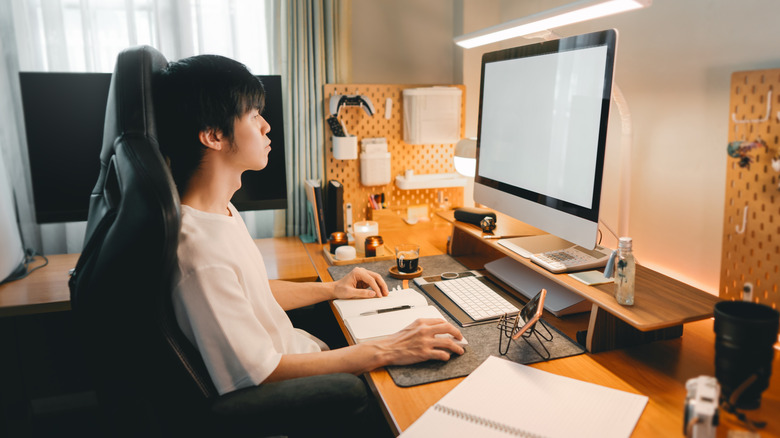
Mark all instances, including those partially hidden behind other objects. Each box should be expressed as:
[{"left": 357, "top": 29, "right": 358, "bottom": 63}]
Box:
[{"left": 618, "top": 237, "right": 632, "bottom": 250}]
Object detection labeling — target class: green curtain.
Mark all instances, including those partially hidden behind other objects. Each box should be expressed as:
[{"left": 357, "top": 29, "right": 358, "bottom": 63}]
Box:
[{"left": 281, "top": 0, "right": 346, "bottom": 237}]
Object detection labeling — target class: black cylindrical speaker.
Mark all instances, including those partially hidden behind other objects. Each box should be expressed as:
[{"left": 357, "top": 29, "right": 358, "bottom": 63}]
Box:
[{"left": 714, "top": 301, "right": 779, "bottom": 410}]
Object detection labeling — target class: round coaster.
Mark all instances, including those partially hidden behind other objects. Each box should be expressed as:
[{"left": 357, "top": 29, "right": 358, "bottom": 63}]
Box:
[{"left": 388, "top": 265, "right": 423, "bottom": 279}]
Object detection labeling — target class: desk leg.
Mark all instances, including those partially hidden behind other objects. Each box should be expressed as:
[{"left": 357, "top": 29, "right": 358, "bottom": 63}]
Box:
[{"left": 585, "top": 304, "right": 683, "bottom": 353}]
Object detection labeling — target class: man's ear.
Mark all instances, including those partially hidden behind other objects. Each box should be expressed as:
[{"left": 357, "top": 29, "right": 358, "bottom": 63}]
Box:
[{"left": 198, "top": 128, "right": 225, "bottom": 151}]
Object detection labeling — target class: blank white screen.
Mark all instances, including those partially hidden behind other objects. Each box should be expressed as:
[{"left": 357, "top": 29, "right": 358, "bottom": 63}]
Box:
[{"left": 478, "top": 45, "right": 608, "bottom": 209}]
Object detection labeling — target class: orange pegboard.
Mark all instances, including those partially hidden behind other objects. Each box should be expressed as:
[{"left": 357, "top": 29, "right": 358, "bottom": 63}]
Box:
[
  {"left": 323, "top": 84, "right": 466, "bottom": 223},
  {"left": 720, "top": 69, "right": 780, "bottom": 311}
]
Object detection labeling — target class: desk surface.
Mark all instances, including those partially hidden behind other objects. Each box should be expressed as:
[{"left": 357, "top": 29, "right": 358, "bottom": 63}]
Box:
[
  {"left": 305, "top": 212, "right": 780, "bottom": 437},
  {"left": 0, "top": 236, "right": 317, "bottom": 317}
]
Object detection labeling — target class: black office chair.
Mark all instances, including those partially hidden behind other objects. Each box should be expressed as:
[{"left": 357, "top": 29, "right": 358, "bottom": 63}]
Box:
[{"left": 68, "top": 45, "right": 370, "bottom": 437}]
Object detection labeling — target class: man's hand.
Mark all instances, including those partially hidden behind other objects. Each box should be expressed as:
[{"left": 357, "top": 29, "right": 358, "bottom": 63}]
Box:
[
  {"left": 332, "top": 267, "right": 389, "bottom": 300},
  {"left": 266, "top": 318, "right": 464, "bottom": 382},
  {"left": 374, "top": 318, "right": 465, "bottom": 365}
]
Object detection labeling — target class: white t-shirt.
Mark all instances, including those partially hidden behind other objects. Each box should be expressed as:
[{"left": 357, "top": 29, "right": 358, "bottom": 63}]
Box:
[{"left": 172, "top": 203, "right": 321, "bottom": 395}]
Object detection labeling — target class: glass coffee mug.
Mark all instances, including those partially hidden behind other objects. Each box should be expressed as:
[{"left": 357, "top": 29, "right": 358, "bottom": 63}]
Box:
[{"left": 395, "top": 244, "right": 420, "bottom": 274}]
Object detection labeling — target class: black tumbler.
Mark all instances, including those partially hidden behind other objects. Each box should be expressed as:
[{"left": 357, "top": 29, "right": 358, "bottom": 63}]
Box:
[{"left": 714, "top": 301, "right": 779, "bottom": 410}]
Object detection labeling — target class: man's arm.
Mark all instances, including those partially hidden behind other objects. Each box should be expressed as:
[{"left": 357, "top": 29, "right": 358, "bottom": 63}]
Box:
[
  {"left": 267, "top": 280, "right": 332, "bottom": 310},
  {"left": 264, "top": 318, "right": 465, "bottom": 382},
  {"left": 269, "top": 267, "right": 390, "bottom": 310}
]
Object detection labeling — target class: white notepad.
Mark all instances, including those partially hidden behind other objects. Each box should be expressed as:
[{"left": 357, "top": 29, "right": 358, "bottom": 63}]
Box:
[
  {"left": 401, "top": 356, "right": 648, "bottom": 438},
  {"left": 333, "top": 289, "right": 446, "bottom": 343}
]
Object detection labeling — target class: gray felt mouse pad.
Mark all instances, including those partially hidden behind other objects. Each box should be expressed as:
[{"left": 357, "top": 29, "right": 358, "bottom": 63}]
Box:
[{"left": 327, "top": 254, "right": 585, "bottom": 387}]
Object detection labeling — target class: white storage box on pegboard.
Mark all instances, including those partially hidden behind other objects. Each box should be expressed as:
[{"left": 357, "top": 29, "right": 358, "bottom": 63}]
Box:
[
  {"left": 360, "top": 138, "right": 391, "bottom": 186},
  {"left": 332, "top": 135, "right": 358, "bottom": 160},
  {"left": 403, "top": 87, "right": 461, "bottom": 145}
]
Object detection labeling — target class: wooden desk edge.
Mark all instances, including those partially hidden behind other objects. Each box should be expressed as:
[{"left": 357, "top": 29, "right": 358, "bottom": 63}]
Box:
[{"left": 0, "top": 302, "right": 71, "bottom": 318}]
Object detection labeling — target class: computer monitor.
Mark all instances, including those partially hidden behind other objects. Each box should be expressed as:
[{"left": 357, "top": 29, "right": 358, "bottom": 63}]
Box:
[
  {"left": 473, "top": 29, "right": 617, "bottom": 254},
  {"left": 19, "top": 72, "right": 287, "bottom": 224}
]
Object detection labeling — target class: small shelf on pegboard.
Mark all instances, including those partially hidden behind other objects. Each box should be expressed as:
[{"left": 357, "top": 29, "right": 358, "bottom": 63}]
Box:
[{"left": 395, "top": 173, "right": 467, "bottom": 190}]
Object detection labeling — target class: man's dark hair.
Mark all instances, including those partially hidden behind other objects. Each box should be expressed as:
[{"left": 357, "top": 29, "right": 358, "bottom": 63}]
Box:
[{"left": 154, "top": 54, "right": 265, "bottom": 196}]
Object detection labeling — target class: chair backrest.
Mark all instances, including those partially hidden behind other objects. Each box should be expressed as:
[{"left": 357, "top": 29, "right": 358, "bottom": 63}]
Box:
[{"left": 69, "top": 45, "right": 218, "bottom": 430}]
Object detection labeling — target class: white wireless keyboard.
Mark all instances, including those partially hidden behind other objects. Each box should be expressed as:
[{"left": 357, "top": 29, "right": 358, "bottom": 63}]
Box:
[
  {"left": 530, "top": 245, "right": 610, "bottom": 273},
  {"left": 434, "top": 276, "right": 519, "bottom": 322}
]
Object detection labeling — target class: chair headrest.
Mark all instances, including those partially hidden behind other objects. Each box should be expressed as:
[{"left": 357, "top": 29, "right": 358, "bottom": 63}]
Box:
[{"left": 101, "top": 45, "right": 168, "bottom": 162}]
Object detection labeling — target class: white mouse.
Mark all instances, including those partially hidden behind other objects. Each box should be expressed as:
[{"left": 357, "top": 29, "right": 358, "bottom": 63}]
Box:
[{"left": 435, "top": 333, "right": 468, "bottom": 348}]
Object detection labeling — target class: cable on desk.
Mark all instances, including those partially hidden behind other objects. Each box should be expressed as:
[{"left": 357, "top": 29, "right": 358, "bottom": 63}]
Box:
[
  {"left": 721, "top": 374, "right": 767, "bottom": 432},
  {"left": 0, "top": 248, "right": 49, "bottom": 286}
]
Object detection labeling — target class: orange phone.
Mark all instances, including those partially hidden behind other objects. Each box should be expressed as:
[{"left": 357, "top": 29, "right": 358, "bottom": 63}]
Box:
[{"left": 512, "top": 289, "right": 547, "bottom": 340}]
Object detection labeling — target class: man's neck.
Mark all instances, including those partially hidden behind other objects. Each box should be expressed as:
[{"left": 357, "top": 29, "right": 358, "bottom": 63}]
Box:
[{"left": 181, "top": 167, "right": 241, "bottom": 216}]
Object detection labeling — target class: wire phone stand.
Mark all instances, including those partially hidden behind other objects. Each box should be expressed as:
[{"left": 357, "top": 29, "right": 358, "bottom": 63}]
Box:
[{"left": 497, "top": 312, "right": 554, "bottom": 360}]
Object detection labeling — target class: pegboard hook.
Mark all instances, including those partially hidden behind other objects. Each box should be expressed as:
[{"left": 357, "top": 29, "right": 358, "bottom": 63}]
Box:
[
  {"left": 732, "top": 90, "right": 772, "bottom": 124},
  {"left": 735, "top": 206, "right": 748, "bottom": 234}
]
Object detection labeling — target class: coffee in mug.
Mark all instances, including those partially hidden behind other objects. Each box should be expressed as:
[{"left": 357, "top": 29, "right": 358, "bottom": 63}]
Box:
[{"left": 395, "top": 244, "right": 420, "bottom": 274}]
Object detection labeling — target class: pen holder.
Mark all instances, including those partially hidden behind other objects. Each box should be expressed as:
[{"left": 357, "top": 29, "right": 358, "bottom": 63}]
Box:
[{"left": 332, "top": 135, "right": 357, "bottom": 160}]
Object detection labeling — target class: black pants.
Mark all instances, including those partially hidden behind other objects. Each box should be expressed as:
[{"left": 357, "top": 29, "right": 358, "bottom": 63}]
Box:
[
  {"left": 286, "top": 301, "right": 393, "bottom": 438},
  {"left": 286, "top": 300, "right": 348, "bottom": 350}
]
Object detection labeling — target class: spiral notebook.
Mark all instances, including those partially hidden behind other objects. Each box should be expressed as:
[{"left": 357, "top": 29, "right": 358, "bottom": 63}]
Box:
[{"left": 400, "top": 356, "right": 647, "bottom": 438}]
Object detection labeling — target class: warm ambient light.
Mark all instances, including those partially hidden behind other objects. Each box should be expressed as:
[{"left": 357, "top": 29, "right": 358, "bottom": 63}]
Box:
[
  {"left": 454, "top": 138, "right": 477, "bottom": 177},
  {"left": 454, "top": 0, "right": 651, "bottom": 49}
]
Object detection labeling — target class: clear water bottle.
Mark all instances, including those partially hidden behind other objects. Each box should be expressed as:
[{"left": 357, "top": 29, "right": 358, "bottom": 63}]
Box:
[{"left": 615, "top": 237, "right": 635, "bottom": 306}]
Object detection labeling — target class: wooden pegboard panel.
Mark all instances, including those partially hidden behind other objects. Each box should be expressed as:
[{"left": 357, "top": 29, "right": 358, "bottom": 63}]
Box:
[
  {"left": 323, "top": 84, "right": 466, "bottom": 223},
  {"left": 720, "top": 69, "right": 780, "bottom": 310}
]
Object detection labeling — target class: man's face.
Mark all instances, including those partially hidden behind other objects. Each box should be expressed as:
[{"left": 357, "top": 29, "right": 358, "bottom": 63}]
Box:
[{"left": 230, "top": 108, "right": 272, "bottom": 171}]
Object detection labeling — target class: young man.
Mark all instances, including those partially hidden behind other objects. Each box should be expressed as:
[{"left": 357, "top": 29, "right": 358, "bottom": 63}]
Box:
[{"left": 154, "top": 54, "right": 464, "bottom": 397}]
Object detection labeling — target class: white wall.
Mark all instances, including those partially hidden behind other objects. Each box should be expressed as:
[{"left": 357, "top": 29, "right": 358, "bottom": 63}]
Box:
[
  {"left": 350, "top": 0, "right": 780, "bottom": 295},
  {"left": 350, "top": 0, "right": 455, "bottom": 84}
]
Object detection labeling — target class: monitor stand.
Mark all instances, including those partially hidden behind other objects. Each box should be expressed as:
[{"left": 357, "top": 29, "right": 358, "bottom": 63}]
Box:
[
  {"left": 496, "top": 234, "right": 574, "bottom": 258},
  {"left": 484, "top": 255, "right": 591, "bottom": 317}
]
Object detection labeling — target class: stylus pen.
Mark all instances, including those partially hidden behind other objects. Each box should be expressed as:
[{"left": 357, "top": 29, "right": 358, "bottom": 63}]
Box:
[{"left": 360, "top": 305, "right": 412, "bottom": 316}]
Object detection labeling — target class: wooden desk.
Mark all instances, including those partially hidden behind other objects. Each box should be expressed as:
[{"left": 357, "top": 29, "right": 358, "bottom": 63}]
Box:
[
  {"left": 0, "top": 236, "right": 317, "bottom": 317},
  {"left": 0, "top": 253, "right": 78, "bottom": 317},
  {"left": 305, "top": 213, "right": 780, "bottom": 437},
  {"left": 254, "top": 237, "right": 320, "bottom": 283}
]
